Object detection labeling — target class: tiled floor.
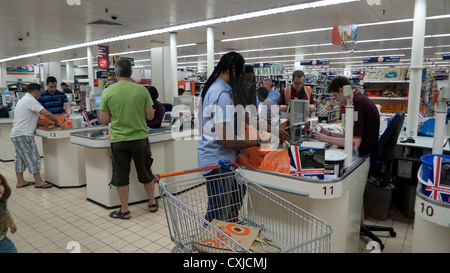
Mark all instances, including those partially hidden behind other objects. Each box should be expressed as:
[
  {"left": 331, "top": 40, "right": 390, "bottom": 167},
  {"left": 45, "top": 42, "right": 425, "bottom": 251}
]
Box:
[{"left": 1, "top": 160, "right": 414, "bottom": 253}]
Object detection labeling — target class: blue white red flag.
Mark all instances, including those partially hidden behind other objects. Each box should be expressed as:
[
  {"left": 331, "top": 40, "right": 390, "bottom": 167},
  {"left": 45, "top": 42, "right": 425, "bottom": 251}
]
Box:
[{"left": 423, "top": 156, "right": 450, "bottom": 203}]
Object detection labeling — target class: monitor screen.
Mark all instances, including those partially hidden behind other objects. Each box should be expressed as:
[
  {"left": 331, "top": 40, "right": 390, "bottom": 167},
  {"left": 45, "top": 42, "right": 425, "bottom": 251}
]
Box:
[
  {"left": 95, "top": 95, "right": 102, "bottom": 109},
  {"left": 173, "top": 96, "right": 195, "bottom": 114},
  {"left": 16, "top": 92, "right": 26, "bottom": 100},
  {"left": 290, "top": 99, "right": 309, "bottom": 126}
]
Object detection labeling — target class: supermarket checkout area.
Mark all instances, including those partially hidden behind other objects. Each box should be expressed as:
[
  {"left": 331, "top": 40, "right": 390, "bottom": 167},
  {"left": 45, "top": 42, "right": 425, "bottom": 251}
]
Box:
[
  {"left": 70, "top": 126, "right": 199, "bottom": 209},
  {"left": 0, "top": 117, "right": 44, "bottom": 161},
  {"left": 394, "top": 135, "right": 450, "bottom": 253},
  {"left": 241, "top": 139, "right": 370, "bottom": 253}
]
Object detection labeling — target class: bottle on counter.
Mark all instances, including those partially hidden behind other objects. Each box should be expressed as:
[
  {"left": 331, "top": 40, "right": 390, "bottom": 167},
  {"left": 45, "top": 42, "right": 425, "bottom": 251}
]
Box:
[{"left": 352, "top": 141, "right": 359, "bottom": 161}]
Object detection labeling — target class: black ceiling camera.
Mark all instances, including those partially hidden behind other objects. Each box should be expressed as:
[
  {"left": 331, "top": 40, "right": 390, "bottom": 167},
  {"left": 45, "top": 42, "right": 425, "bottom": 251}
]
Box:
[{"left": 111, "top": 15, "right": 118, "bottom": 20}]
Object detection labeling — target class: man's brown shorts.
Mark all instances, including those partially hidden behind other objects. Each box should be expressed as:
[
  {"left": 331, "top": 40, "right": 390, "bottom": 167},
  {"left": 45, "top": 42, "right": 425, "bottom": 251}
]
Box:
[{"left": 110, "top": 138, "right": 154, "bottom": 187}]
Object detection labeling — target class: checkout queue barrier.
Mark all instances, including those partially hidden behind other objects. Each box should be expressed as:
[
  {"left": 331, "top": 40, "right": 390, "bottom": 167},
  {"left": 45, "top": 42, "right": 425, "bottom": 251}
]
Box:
[
  {"left": 1, "top": 118, "right": 43, "bottom": 161},
  {"left": 240, "top": 155, "right": 371, "bottom": 253},
  {"left": 70, "top": 127, "right": 199, "bottom": 209},
  {"left": 35, "top": 126, "right": 108, "bottom": 188}
]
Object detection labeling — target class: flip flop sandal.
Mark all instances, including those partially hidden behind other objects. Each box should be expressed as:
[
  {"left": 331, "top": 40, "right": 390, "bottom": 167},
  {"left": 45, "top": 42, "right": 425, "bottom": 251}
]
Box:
[
  {"left": 109, "top": 209, "right": 131, "bottom": 220},
  {"left": 149, "top": 200, "right": 159, "bottom": 213},
  {"left": 35, "top": 183, "right": 53, "bottom": 189}
]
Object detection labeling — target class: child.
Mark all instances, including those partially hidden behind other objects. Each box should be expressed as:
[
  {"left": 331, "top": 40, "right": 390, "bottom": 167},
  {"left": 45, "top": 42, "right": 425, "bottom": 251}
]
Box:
[
  {"left": 316, "top": 95, "right": 329, "bottom": 123},
  {"left": 0, "top": 174, "right": 18, "bottom": 253},
  {"left": 257, "top": 87, "right": 275, "bottom": 125}
]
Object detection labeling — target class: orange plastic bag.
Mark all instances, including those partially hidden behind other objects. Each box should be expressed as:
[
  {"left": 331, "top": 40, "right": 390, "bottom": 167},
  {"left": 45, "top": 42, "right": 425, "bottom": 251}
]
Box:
[
  {"left": 259, "top": 149, "right": 290, "bottom": 174},
  {"left": 38, "top": 114, "right": 72, "bottom": 129}
]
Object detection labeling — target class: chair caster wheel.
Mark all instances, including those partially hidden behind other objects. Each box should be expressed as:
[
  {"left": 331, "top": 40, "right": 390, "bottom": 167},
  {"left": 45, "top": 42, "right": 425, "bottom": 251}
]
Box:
[{"left": 390, "top": 231, "right": 396, "bottom": 237}]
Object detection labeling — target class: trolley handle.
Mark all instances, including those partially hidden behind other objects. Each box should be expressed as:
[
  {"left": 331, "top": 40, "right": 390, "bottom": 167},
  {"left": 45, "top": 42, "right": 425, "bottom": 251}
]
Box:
[{"left": 154, "top": 160, "right": 238, "bottom": 183}]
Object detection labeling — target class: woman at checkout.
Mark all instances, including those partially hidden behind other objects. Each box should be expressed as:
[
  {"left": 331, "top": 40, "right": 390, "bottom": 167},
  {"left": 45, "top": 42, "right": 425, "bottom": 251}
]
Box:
[{"left": 146, "top": 86, "right": 166, "bottom": 128}]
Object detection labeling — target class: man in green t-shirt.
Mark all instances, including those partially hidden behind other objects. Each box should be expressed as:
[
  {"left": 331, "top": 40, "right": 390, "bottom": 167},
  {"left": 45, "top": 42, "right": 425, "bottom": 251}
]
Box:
[{"left": 99, "top": 59, "right": 157, "bottom": 220}]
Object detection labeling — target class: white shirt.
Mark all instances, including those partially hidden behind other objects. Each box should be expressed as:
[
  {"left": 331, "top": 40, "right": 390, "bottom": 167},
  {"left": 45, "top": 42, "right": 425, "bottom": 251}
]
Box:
[{"left": 10, "top": 93, "right": 44, "bottom": 138}]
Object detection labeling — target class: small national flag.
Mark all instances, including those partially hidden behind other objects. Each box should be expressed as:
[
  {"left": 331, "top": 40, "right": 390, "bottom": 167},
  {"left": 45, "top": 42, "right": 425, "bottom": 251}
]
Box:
[
  {"left": 288, "top": 145, "right": 324, "bottom": 180},
  {"left": 422, "top": 156, "right": 450, "bottom": 203}
]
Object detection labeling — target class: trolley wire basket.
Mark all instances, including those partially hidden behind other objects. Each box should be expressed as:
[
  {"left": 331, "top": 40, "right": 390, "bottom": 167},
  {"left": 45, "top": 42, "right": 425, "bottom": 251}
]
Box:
[{"left": 155, "top": 161, "right": 332, "bottom": 253}]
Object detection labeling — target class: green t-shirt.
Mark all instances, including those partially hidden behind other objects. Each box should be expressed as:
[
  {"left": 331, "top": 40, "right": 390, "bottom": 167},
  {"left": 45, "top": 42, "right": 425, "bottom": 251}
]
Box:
[{"left": 100, "top": 81, "right": 153, "bottom": 143}]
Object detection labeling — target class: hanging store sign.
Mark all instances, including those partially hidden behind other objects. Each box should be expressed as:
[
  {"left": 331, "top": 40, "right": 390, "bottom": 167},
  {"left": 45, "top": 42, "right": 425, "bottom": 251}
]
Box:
[
  {"left": 300, "top": 59, "right": 330, "bottom": 66},
  {"left": 443, "top": 53, "right": 450, "bottom": 60},
  {"left": 97, "top": 45, "right": 110, "bottom": 70},
  {"left": 363, "top": 56, "right": 401, "bottom": 63},
  {"left": 6, "top": 65, "right": 34, "bottom": 75},
  {"left": 332, "top": 24, "right": 357, "bottom": 51},
  {"left": 112, "top": 55, "right": 135, "bottom": 66}
]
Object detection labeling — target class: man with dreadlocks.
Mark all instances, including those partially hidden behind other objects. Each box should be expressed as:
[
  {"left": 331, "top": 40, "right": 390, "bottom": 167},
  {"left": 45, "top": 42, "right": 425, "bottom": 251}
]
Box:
[{"left": 197, "top": 52, "right": 290, "bottom": 222}]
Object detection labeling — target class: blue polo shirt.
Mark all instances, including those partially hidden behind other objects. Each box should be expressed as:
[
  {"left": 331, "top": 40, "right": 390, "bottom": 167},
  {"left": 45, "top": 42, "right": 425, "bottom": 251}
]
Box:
[
  {"left": 197, "top": 78, "right": 236, "bottom": 173},
  {"left": 38, "top": 89, "right": 68, "bottom": 114}
]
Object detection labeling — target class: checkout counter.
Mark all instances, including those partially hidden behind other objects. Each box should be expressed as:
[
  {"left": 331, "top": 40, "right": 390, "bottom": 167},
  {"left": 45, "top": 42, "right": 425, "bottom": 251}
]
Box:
[
  {"left": 242, "top": 144, "right": 369, "bottom": 253},
  {"left": 395, "top": 135, "right": 450, "bottom": 253},
  {"left": 70, "top": 127, "right": 199, "bottom": 209},
  {"left": 0, "top": 117, "right": 44, "bottom": 161},
  {"left": 35, "top": 125, "right": 107, "bottom": 188}
]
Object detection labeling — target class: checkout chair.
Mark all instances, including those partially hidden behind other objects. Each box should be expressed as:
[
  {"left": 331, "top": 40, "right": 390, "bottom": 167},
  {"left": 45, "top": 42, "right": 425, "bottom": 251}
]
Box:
[{"left": 360, "top": 110, "right": 405, "bottom": 250}]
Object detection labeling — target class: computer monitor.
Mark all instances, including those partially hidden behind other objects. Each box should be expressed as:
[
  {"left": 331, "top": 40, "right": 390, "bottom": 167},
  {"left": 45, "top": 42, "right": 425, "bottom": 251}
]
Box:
[
  {"left": 289, "top": 99, "right": 309, "bottom": 126},
  {"left": 16, "top": 92, "right": 26, "bottom": 100},
  {"left": 173, "top": 96, "right": 195, "bottom": 115},
  {"left": 95, "top": 95, "right": 102, "bottom": 109}
]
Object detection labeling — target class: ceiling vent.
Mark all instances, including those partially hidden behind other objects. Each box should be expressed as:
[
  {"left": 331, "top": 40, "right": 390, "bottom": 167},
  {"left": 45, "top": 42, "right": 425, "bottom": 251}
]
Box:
[{"left": 88, "top": 19, "right": 122, "bottom": 26}]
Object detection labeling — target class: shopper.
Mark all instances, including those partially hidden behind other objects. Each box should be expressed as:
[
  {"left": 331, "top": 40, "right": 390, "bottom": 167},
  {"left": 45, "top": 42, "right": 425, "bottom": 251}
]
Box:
[
  {"left": 198, "top": 52, "right": 289, "bottom": 222},
  {"left": 99, "top": 59, "right": 157, "bottom": 220},
  {"left": 316, "top": 95, "right": 329, "bottom": 123},
  {"left": 74, "top": 88, "right": 81, "bottom": 104},
  {"left": 10, "top": 83, "right": 63, "bottom": 189},
  {"left": 146, "top": 86, "right": 165, "bottom": 128},
  {"left": 0, "top": 174, "right": 18, "bottom": 253},
  {"left": 60, "top": 82, "right": 72, "bottom": 94},
  {"left": 242, "top": 65, "right": 257, "bottom": 107},
  {"left": 314, "top": 75, "right": 380, "bottom": 163},
  {"left": 257, "top": 87, "right": 275, "bottom": 125},
  {"left": 279, "top": 70, "right": 315, "bottom": 113},
  {"left": 262, "top": 78, "right": 280, "bottom": 106},
  {"left": 38, "top": 76, "right": 71, "bottom": 115}
]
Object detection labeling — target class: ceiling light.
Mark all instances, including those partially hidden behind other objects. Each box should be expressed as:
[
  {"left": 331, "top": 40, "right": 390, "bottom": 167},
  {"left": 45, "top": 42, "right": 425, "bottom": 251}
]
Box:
[{"left": 0, "top": 0, "right": 359, "bottom": 63}]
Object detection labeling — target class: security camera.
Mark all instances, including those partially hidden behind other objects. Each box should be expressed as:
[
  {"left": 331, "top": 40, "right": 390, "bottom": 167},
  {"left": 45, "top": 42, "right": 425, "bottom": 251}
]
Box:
[
  {"left": 18, "top": 37, "right": 23, "bottom": 41},
  {"left": 111, "top": 15, "right": 118, "bottom": 20}
]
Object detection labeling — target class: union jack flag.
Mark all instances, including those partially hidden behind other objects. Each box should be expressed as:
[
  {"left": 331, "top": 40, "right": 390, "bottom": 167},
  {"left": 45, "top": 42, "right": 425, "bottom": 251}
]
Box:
[
  {"left": 423, "top": 156, "right": 450, "bottom": 203},
  {"left": 289, "top": 145, "right": 324, "bottom": 180}
]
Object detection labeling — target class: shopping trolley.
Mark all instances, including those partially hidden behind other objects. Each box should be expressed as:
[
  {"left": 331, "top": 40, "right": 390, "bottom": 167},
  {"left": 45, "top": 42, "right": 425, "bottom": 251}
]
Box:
[{"left": 154, "top": 160, "right": 332, "bottom": 253}]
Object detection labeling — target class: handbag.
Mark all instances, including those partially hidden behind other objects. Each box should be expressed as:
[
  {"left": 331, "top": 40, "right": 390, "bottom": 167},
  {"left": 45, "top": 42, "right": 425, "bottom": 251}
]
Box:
[{"left": 192, "top": 219, "right": 281, "bottom": 253}]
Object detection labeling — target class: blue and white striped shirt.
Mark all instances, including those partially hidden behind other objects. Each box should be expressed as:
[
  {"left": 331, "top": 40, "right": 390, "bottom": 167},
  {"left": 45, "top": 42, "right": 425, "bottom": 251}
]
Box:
[{"left": 38, "top": 90, "right": 68, "bottom": 114}]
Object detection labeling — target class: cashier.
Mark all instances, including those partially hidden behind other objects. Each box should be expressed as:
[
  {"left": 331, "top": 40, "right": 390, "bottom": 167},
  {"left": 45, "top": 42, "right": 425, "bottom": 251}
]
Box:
[
  {"left": 314, "top": 76, "right": 380, "bottom": 163},
  {"left": 146, "top": 86, "right": 165, "bottom": 128},
  {"left": 38, "top": 76, "right": 71, "bottom": 115},
  {"left": 278, "top": 70, "right": 315, "bottom": 113}
]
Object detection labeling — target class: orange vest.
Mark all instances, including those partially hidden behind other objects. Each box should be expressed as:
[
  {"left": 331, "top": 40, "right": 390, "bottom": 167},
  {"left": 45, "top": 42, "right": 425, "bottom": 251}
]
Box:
[{"left": 284, "top": 85, "right": 311, "bottom": 104}]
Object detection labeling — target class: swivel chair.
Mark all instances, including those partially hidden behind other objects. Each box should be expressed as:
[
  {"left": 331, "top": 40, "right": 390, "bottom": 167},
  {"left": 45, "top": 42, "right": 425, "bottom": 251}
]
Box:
[
  {"left": 163, "top": 103, "right": 173, "bottom": 112},
  {"left": 360, "top": 110, "right": 405, "bottom": 250}
]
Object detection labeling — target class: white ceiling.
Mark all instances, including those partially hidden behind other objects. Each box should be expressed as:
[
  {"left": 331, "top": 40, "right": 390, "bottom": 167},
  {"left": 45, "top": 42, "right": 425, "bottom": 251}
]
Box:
[{"left": 1, "top": 0, "right": 450, "bottom": 71}]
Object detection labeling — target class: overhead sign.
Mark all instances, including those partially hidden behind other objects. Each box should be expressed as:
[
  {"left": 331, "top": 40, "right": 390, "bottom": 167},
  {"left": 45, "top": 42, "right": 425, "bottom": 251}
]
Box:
[
  {"left": 300, "top": 59, "right": 330, "bottom": 66},
  {"left": 363, "top": 56, "right": 400, "bottom": 63},
  {"left": 443, "top": 53, "right": 450, "bottom": 60},
  {"left": 112, "top": 55, "right": 135, "bottom": 66},
  {"left": 97, "top": 45, "right": 110, "bottom": 70},
  {"left": 332, "top": 24, "right": 357, "bottom": 51}
]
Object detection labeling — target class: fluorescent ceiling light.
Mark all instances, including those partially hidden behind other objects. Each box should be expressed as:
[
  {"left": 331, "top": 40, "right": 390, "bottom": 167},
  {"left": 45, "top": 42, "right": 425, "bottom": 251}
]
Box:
[
  {"left": 0, "top": 0, "right": 358, "bottom": 63},
  {"left": 222, "top": 14, "right": 450, "bottom": 43}
]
